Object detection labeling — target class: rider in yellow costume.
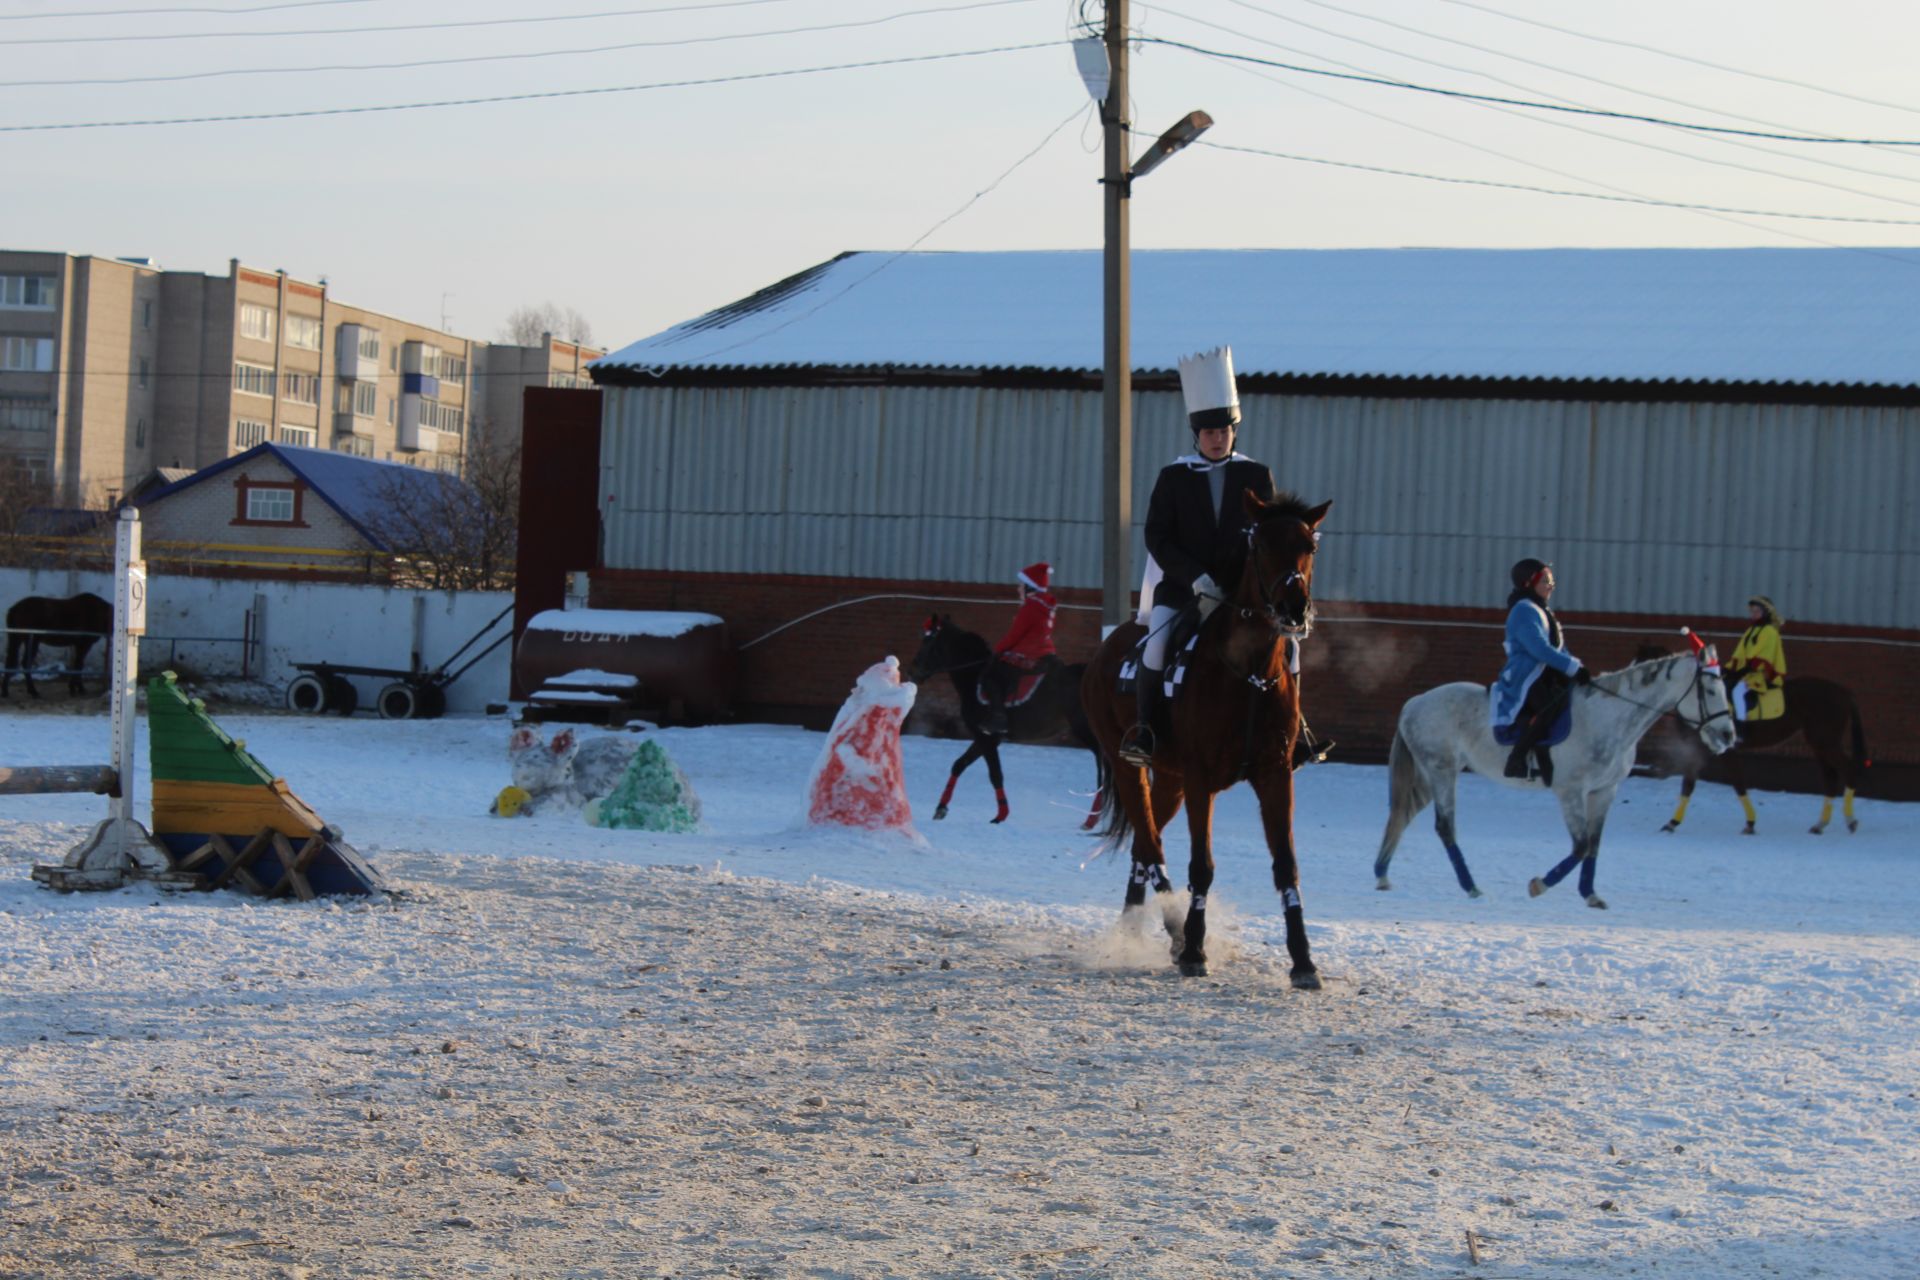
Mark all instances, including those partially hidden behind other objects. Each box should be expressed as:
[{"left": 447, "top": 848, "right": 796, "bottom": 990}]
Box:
[{"left": 1727, "top": 595, "right": 1786, "bottom": 722}]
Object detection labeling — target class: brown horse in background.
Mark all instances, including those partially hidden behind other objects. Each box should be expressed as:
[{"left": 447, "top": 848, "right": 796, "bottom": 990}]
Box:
[
  {"left": 1652, "top": 669, "right": 1870, "bottom": 835},
  {"left": 1081, "top": 493, "right": 1330, "bottom": 986},
  {"left": 3, "top": 592, "right": 113, "bottom": 698}
]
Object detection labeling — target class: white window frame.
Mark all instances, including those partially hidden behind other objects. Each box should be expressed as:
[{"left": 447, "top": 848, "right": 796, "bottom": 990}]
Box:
[
  {"left": 239, "top": 303, "right": 276, "bottom": 342},
  {"left": 277, "top": 424, "right": 317, "bottom": 447},
  {"left": 356, "top": 329, "right": 380, "bottom": 360},
  {"left": 0, "top": 275, "right": 57, "bottom": 310},
  {"left": 286, "top": 314, "right": 322, "bottom": 351},
  {"left": 246, "top": 486, "right": 296, "bottom": 522},
  {"left": 281, "top": 371, "right": 319, "bottom": 405},
  {"left": 1, "top": 336, "right": 54, "bottom": 372},
  {"left": 233, "top": 361, "right": 274, "bottom": 397},
  {"left": 235, "top": 418, "right": 271, "bottom": 448}
]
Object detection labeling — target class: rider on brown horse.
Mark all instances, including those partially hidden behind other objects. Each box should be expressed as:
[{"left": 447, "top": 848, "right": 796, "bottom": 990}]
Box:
[{"left": 1119, "top": 346, "right": 1278, "bottom": 767}]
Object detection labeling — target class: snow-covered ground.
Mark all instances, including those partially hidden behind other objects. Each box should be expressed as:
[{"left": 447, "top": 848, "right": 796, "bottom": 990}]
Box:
[{"left": 2, "top": 704, "right": 1916, "bottom": 1278}]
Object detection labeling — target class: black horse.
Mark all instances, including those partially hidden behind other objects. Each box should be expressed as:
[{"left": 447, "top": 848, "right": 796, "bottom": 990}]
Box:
[
  {"left": 907, "top": 615, "right": 1107, "bottom": 827},
  {"left": 3, "top": 592, "right": 114, "bottom": 698}
]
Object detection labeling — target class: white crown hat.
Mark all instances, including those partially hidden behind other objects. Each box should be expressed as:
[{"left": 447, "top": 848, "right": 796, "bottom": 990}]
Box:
[{"left": 1177, "top": 345, "right": 1241, "bottom": 430}]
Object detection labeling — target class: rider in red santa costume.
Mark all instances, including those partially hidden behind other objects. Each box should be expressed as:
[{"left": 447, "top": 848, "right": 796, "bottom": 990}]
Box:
[{"left": 981, "top": 561, "right": 1057, "bottom": 735}]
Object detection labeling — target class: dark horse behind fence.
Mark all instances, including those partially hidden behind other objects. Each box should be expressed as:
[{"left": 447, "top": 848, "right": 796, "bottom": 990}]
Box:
[
  {"left": 1639, "top": 644, "right": 1870, "bottom": 835},
  {"left": 907, "top": 616, "right": 1107, "bottom": 827},
  {"left": 1081, "top": 492, "right": 1330, "bottom": 986},
  {"left": 3, "top": 592, "right": 113, "bottom": 698}
]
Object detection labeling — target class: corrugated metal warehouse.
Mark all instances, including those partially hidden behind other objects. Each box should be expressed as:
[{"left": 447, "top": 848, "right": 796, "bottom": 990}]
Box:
[{"left": 584, "top": 247, "right": 1920, "bottom": 792}]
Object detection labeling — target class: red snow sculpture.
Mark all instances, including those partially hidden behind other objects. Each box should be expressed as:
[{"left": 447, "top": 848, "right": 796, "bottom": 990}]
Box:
[{"left": 807, "top": 656, "right": 918, "bottom": 831}]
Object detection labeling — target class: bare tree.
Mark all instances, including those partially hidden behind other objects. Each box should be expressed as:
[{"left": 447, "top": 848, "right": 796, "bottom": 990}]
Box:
[
  {"left": 500, "top": 302, "right": 594, "bottom": 348},
  {"left": 359, "top": 440, "right": 520, "bottom": 591}
]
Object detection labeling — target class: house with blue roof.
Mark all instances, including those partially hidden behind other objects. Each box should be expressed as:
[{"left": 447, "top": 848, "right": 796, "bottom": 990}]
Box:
[{"left": 133, "top": 443, "right": 475, "bottom": 578}]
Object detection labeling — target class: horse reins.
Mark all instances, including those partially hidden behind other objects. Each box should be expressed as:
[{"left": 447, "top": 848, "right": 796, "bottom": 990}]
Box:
[{"left": 1583, "top": 659, "right": 1732, "bottom": 735}]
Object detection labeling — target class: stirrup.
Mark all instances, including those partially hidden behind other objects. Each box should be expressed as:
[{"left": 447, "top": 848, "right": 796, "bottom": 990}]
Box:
[{"left": 1117, "top": 726, "right": 1155, "bottom": 767}]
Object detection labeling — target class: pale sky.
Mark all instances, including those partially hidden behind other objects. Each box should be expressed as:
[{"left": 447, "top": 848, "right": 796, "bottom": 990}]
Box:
[{"left": 10, "top": 0, "right": 1920, "bottom": 351}]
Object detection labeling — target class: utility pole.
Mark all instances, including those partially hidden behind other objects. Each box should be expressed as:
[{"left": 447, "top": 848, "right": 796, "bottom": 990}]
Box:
[{"left": 1100, "top": 0, "right": 1132, "bottom": 632}]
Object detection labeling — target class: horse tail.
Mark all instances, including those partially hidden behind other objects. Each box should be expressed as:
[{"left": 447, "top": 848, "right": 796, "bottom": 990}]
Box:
[
  {"left": 1092, "top": 755, "right": 1135, "bottom": 852},
  {"left": 1375, "top": 725, "right": 1431, "bottom": 875},
  {"left": 1848, "top": 695, "right": 1872, "bottom": 772}
]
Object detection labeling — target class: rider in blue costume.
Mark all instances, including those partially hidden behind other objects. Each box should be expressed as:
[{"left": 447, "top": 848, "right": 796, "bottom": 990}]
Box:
[{"left": 1490, "top": 558, "right": 1591, "bottom": 784}]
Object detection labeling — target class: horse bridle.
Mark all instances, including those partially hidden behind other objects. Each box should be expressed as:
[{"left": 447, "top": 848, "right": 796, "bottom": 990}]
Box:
[
  {"left": 1241, "top": 520, "right": 1317, "bottom": 636},
  {"left": 1588, "top": 658, "right": 1733, "bottom": 737}
]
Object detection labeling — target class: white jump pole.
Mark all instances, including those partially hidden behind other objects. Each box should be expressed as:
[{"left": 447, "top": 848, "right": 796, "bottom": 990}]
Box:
[{"left": 31, "top": 508, "right": 170, "bottom": 891}]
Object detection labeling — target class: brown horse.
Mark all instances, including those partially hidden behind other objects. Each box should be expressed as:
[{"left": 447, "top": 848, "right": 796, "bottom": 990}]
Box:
[
  {"left": 3, "top": 592, "right": 113, "bottom": 698},
  {"left": 1081, "top": 492, "right": 1330, "bottom": 985},
  {"left": 1653, "top": 671, "right": 1870, "bottom": 835}
]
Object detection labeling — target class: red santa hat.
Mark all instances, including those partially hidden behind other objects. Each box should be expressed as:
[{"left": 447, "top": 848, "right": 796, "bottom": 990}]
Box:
[{"left": 1018, "top": 562, "right": 1051, "bottom": 593}]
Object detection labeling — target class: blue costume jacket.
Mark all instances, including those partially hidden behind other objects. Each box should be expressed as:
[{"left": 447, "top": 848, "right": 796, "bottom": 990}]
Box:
[{"left": 1489, "top": 597, "right": 1582, "bottom": 728}]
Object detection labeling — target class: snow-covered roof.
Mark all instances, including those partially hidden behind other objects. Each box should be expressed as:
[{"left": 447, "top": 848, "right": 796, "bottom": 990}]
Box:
[
  {"left": 135, "top": 444, "right": 471, "bottom": 551},
  {"left": 525, "top": 609, "right": 723, "bottom": 639},
  {"left": 592, "top": 247, "right": 1920, "bottom": 390}
]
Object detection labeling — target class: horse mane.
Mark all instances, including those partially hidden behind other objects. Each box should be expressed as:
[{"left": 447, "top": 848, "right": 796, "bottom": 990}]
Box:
[
  {"left": 1593, "top": 653, "right": 1687, "bottom": 690},
  {"left": 1259, "top": 491, "right": 1317, "bottom": 524}
]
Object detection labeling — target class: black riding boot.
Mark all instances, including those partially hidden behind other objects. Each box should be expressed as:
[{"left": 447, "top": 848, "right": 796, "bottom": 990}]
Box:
[
  {"left": 1118, "top": 668, "right": 1161, "bottom": 766},
  {"left": 1503, "top": 715, "right": 1553, "bottom": 785}
]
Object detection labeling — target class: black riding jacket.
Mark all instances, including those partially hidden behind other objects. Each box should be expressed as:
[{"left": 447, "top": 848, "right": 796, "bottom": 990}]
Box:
[{"left": 1143, "top": 456, "right": 1278, "bottom": 611}]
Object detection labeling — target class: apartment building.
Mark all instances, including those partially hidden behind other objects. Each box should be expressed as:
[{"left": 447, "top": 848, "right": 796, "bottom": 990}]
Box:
[{"left": 2, "top": 249, "right": 600, "bottom": 508}]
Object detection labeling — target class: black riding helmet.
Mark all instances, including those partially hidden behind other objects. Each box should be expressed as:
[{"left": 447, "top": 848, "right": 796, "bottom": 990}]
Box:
[{"left": 1510, "top": 558, "right": 1551, "bottom": 592}]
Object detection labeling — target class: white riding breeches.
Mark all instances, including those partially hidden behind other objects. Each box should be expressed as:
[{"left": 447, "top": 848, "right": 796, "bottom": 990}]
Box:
[{"left": 1142, "top": 605, "right": 1181, "bottom": 671}]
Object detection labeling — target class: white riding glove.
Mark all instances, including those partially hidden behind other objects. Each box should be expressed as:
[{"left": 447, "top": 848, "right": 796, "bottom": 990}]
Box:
[{"left": 1193, "top": 574, "right": 1226, "bottom": 619}]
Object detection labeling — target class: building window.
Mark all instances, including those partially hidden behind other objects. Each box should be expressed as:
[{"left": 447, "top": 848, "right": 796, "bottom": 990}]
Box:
[
  {"left": 239, "top": 303, "right": 276, "bottom": 342},
  {"left": 233, "top": 362, "right": 274, "bottom": 397},
  {"left": 0, "top": 394, "right": 54, "bottom": 432},
  {"left": 389, "top": 347, "right": 398, "bottom": 371},
  {"left": 387, "top": 397, "right": 395, "bottom": 425},
  {"left": 0, "top": 275, "right": 57, "bottom": 310},
  {"left": 135, "top": 417, "right": 147, "bottom": 446},
  {"left": 246, "top": 486, "right": 295, "bottom": 522},
  {"left": 333, "top": 432, "right": 373, "bottom": 457},
  {"left": 286, "top": 314, "right": 322, "bottom": 351},
  {"left": 277, "top": 424, "right": 317, "bottom": 447},
  {"left": 549, "top": 372, "right": 588, "bottom": 389},
  {"left": 436, "top": 352, "right": 466, "bottom": 386},
  {"left": 282, "top": 371, "right": 318, "bottom": 404},
  {"left": 337, "top": 379, "right": 376, "bottom": 417},
  {"left": 355, "top": 328, "right": 380, "bottom": 360},
  {"left": 235, "top": 418, "right": 271, "bottom": 448},
  {"left": 1, "top": 336, "right": 54, "bottom": 372},
  {"left": 141, "top": 299, "right": 153, "bottom": 329},
  {"left": 137, "top": 356, "right": 149, "bottom": 389}
]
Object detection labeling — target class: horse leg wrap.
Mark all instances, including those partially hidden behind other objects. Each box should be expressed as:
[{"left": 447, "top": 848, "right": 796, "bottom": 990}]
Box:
[
  {"left": 1125, "top": 861, "right": 1156, "bottom": 908},
  {"left": 1082, "top": 787, "right": 1104, "bottom": 831},
  {"left": 934, "top": 774, "right": 959, "bottom": 820},
  {"left": 1577, "top": 855, "right": 1598, "bottom": 900},
  {"left": 1282, "top": 901, "right": 1314, "bottom": 975},
  {"left": 992, "top": 788, "right": 1010, "bottom": 824},
  {"left": 1815, "top": 797, "right": 1833, "bottom": 832},
  {"left": 1666, "top": 794, "right": 1690, "bottom": 830},
  {"left": 1443, "top": 842, "right": 1477, "bottom": 896},
  {"left": 1740, "top": 794, "right": 1758, "bottom": 826},
  {"left": 1844, "top": 789, "right": 1857, "bottom": 830},
  {"left": 1541, "top": 850, "right": 1583, "bottom": 889},
  {"left": 1180, "top": 892, "right": 1208, "bottom": 969}
]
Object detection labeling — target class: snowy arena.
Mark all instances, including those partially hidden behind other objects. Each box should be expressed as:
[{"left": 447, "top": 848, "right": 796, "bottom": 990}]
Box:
[{"left": 2, "top": 706, "right": 1915, "bottom": 1278}]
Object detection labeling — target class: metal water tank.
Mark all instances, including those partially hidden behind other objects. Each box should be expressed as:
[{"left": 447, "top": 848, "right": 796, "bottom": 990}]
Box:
[{"left": 514, "top": 609, "right": 736, "bottom": 722}]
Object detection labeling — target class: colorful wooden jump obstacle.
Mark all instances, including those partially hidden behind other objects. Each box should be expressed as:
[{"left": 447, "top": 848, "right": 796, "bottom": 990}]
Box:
[{"left": 24, "top": 510, "right": 384, "bottom": 898}]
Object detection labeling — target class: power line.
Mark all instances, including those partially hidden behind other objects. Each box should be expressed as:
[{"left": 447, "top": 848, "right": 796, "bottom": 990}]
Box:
[
  {"left": 648, "top": 101, "right": 1091, "bottom": 366},
  {"left": 1150, "top": 3, "right": 1920, "bottom": 213},
  {"left": 0, "top": 0, "right": 372, "bottom": 18},
  {"left": 1139, "top": 35, "right": 1920, "bottom": 147},
  {"left": 0, "top": 0, "right": 824, "bottom": 45},
  {"left": 1193, "top": 138, "right": 1920, "bottom": 226},
  {"left": 1431, "top": 0, "right": 1920, "bottom": 123},
  {"left": 0, "top": 41, "right": 1066, "bottom": 132},
  {"left": 0, "top": 0, "right": 1036, "bottom": 88},
  {"left": 1219, "top": 0, "right": 1920, "bottom": 186}
]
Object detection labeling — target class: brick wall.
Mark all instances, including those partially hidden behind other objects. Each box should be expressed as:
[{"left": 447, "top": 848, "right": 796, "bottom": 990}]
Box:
[{"left": 592, "top": 569, "right": 1920, "bottom": 798}]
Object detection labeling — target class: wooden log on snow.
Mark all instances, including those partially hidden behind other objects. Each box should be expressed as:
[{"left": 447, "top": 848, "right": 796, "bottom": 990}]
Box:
[{"left": 0, "top": 765, "right": 116, "bottom": 796}]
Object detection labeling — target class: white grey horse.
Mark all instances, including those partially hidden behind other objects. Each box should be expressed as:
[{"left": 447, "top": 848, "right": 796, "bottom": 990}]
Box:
[{"left": 1375, "top": 651, "right": 1737, "bottom": 908}]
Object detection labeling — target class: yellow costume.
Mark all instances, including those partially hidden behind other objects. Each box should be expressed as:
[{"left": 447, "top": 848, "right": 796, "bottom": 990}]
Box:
[{"left": 1729, "top": 595, "right": 1786, "bottom": 721}]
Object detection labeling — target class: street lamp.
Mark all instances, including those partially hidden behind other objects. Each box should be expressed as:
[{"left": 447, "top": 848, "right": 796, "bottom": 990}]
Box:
[{"left": 1080, "top": 8, "right": 1212, "bottom": 631}]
